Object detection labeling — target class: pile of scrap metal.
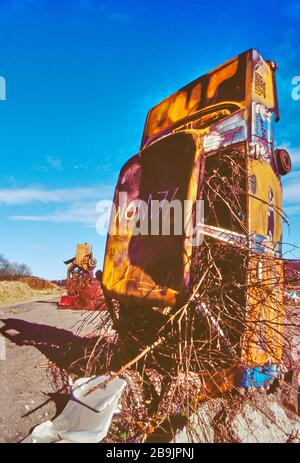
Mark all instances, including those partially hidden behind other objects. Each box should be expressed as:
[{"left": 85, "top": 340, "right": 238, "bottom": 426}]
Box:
[
  {"left": 61, "top": 49, "right": 296, "bottom": 442},
  {"left": 58, "top": 243, "right": 106, "bottom": 311},
  {"left": 284, "top": 259, "right": 300, "bottom": 305},
  {"left": 284, "top": 259, "right": 300, "bottom": 285},
  {"left": 285, "top": 290, "right": 300, "bottom": 304}
]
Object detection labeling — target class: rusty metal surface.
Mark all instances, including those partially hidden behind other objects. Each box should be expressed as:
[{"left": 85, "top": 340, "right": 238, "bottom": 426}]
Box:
[{"left": 98, "top": 50, "right": 292, "bottom": 436}]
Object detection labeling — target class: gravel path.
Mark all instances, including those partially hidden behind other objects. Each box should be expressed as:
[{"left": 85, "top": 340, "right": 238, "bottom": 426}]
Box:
[{"left": 0, "top": 297, "right": 96, "bottom": 443}]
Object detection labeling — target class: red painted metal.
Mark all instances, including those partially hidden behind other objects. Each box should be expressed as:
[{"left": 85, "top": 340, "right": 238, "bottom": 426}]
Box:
[{"left": 58, "top": 273, "right": 105, "bottom": 311}]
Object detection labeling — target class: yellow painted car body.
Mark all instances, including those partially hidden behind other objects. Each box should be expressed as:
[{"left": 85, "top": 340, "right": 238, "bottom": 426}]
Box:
[{"left": 103, "top": 49, "right": 287, "bottom": 373}]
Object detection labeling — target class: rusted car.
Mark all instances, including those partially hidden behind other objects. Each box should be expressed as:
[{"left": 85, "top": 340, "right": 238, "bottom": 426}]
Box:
[{"left": 102, "top": 49, "right": 292, "bottom": 390}]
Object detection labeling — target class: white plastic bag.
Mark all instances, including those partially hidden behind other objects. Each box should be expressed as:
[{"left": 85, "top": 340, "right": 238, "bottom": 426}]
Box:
[{"left": 23, "top": 375, "right": 126, "bottom": 443}]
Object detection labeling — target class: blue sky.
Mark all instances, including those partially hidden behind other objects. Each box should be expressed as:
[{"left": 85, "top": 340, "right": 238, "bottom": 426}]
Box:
[{"left": 0, "top": 0, "right": 300, "bottom": 279}]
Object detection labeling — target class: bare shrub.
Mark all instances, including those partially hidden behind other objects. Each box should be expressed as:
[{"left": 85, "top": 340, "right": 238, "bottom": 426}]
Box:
[{"left": 0, "top": 254, "right": 31, "bottom": 280}]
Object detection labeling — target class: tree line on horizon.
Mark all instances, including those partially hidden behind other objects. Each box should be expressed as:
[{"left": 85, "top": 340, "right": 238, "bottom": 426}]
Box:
[{"left": 0, "top": 253, "right": 31, "bottom": 280}]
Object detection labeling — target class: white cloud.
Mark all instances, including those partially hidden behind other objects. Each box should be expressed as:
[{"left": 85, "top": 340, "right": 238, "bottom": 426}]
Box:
[
  {"left": 0, "top": 186, "right": 113, "bottom": 206},
  {"left": 34, "top": 155, "right": 65, "bottom": 172},
  {"left": 285, "top": 204, "right": 300, "bottom": 215},
  {"left": 288, "top": 148, "right": 300, "bottom": 166},
  {"left": 281, "top": 148, "right": 300, "bottom": 207},
  {"left": 10, "top": 201, "right": 100, "bottom": 225},
  {"left": 283, "top": 180, "right": 300, "bottom": 203},
  {"left": 46, "top": 156, "right": 62, "bottom": 170}
]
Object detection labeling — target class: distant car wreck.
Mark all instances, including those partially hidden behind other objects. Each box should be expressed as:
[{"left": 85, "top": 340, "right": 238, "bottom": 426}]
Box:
[{"left": 58, "top": 243, "right": 105, "bottom": 311}]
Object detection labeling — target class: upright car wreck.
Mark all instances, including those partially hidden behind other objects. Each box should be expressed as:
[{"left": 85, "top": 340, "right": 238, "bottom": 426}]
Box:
[{"left": 102, "top": 49, "right": 292, "bottom": 397}]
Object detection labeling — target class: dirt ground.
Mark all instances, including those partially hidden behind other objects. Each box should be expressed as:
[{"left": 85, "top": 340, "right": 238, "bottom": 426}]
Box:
[
  {"left": 0, "top": 296, "right": 299, "bottom": 443},
  {"left": 0, "top": 297, "right": 100, "bottom": 443}
]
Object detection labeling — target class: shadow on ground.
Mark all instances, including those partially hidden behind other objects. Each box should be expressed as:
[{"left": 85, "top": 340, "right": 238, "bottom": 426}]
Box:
[{"left": 0, "top": 318, "right": 92, "bottom": 374}]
